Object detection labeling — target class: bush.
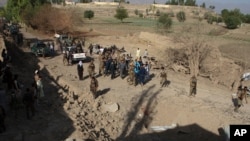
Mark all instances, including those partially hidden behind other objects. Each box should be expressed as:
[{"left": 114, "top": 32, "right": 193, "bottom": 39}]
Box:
[
  {"left": 134, "top": 9, "right": 139, "bottom": 15},
  {"left": 158, "top": 13, "right": 173, "bottom": 30},
  {"left": 176, "top": 11, "right": 186, "bottom": 22},
  {"left": 139, "top": 13, "right": 143, "bottom": 18},
  {"left": 84, "top": 10, "right": 94, "bottom": 20},
  {"left": 224, "top": 16, "right": 241, "bottom": 29},
  {"left": 204, "top": 12, "right": 211, "bottom": 19}
]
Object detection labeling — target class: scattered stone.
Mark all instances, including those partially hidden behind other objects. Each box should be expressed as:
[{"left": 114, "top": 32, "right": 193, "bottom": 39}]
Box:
[{"left": 101, "top": 103, "right": 119, "bottom": 113}]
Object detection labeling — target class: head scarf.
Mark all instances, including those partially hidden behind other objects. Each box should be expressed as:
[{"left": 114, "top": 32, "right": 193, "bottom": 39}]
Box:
[{"left": 79, "top": 61, "right": 83, "bottom": 66}]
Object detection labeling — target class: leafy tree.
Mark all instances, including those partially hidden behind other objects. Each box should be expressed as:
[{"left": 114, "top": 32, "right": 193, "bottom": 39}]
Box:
[
  {"left": 165, "top": 0, "right": 178, "bottom": 5},
  {"left": 221, "top": 9, "right": 229, "bottom": 19},
  {"left": 185, "top": 0, "right": 196, "bottom": 6},
  {"left": 158, "top": 13, "right": 172, "bottom": 30},
  {"left": 114, "top": 7, "right": 128, "bottom": 22},
  {"left": 200, "top": 2, "right": 206, "bottom": 8},
  {"left": 245, "top": 14, "right": 250, "bottom": 23},
  {"left": 4, "top": 0, "right": 47, "bottom": 22},
  {"left": 0, "top": 7, "right": 4, "bottom": 17},
  {"left": 84, "top": 10, "right": 94, "bottom": 20},
  {"left": 209, "top": 5, "right": 215, "bottom": 10},
  {"left": 224, "top": 16, "right": 241, "bottom": 29},
  {"left": 176, "top": 11, "right": 186, "bottom": 22}
]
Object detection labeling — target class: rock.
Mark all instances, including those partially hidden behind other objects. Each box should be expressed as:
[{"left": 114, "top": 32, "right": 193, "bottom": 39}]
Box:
[{"left": 101, "top": 102, "right": 119, "bottom": 113}]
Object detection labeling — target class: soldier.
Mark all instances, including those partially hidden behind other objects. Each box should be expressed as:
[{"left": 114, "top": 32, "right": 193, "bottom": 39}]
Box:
[
  {"left": 159, "top": 67, "right": 167, "bottom": 87},
  {"left": 127, "top": 65, "right": 136, "bottom": 85},
  {"left": 98, "top": 54, "right": 105, "bottom": 75},
  {"left": 88, "top": 60, "right": 95, "bottom": 78},
  {"left": 77, "top": 61, "right": 84, "bottom": 80},
  {"left": 189, "top": 75, "right": 197, "bottom": 97},
  {"left": 110, "top": 59, "right": 116, "bottom": 79},
  {"left": 90, "top": 76, "right": 99, "bottom": 99},
  {"left": 88, "top": 44, "right": 93, "bottom": 56},
  {"left": 234, "top": 86, "right": 248, "bottom": 112}
]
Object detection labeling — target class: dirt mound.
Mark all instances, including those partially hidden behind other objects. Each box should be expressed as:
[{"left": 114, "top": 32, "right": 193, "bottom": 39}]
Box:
[{"left": 200, "top": 47, "right": 242, "bottom": 89}]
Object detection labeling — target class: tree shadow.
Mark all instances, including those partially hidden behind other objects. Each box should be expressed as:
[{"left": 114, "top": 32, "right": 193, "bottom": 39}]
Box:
[
  {"left": 0, "top": 36, "right": 74, "bottom": 140},
  {"left": 116, "top": 84, "right": 161, "bottom": 140},
  {"left": 116, "top": 83, "right": 224, "bottom": 141}
]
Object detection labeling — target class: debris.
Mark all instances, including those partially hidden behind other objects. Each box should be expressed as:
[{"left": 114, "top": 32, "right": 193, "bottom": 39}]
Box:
[{"left": 150, "top": 123, "right": 178, "bottom": 132}]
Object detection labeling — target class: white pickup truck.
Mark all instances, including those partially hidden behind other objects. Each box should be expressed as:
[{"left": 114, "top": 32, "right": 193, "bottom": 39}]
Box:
[{"left": 66, "top": 45, "right": 86, "bottom": 62}]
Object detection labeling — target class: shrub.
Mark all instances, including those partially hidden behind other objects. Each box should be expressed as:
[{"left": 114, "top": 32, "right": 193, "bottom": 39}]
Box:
[
  {"left": 176, "top": 11, "right": 186, "bottom": 22},
  {"left": 224, "top": 16, "right": 241, "bottom": 29},
  {"left": 158, "top": 13, "right": 172, "bottom": 30},
  {"left": 134, "top": 9, "right": 139, "bottom": 15},
  {"left": 84, "top": 10, "right": 94, "bottom": 20},
  {"left": 139, "top": 13, "right": 143, "bottom": 18}
]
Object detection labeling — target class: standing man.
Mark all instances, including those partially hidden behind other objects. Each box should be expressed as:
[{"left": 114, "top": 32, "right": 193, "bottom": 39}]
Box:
[
  {"left": 23, "top": 88, "right": 35, "bottom": 119},
  {"left": 90, "top": 77, "right": 99, "bottom": 99},
  {"left": 159, "top": 67, "right": 167, "bottom": 87},
  {"left": 234, "top": 86, "right": 248, "bottom": 112},
  {"left": 138, "top": 64, "right": 147, "bottom": 86},
  {"left": 119, "top": 60, "right": 126, "bottom": 79},
  {"left": 77, "top": 61, "right": 84, "bottom": 80},
  {"left": 89, "top": 44, "right": 93, "bottom": 56},
  {"left": 136, "top": 48, "right": 140, "bottom": 59},
  {"left": 143, "top": 49, "right": 148, "bottom": 58},
  {"left": 88, "top": 60, "right": 95, "bottom": 78},
  {"left": 110, "top": 59, "right": 116, "bottom": 79},
  {"left": 189, "top": 75, "right": 197, "bottom": 97}
]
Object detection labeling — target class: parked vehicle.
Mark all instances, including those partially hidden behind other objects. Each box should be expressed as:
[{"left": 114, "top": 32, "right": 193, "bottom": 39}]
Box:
[
  {"left": 30, "top": 41, "right": 50, "bottom": 57},
  {"left": 64, "top": 45, "right": 86, "bottom": 62}
]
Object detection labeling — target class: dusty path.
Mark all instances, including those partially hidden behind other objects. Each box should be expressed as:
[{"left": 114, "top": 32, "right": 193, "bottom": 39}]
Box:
[{"left": 2, "top": 27, "right": 249, "bottom": 141}]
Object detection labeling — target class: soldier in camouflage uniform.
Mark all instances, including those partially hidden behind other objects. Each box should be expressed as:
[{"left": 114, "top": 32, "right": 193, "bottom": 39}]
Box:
[
  {"left": 98, "top": 54, "right": 105, "bottom": 75},
  {"left": 127, "top": 61, "right": 136, "bottom": 85},
  {"left": 90, "top": 76, "right": 99, "bottom": 99},
  {"left": 88, "top": 60, "right": 95, "bottom": 78},
  {"left": 189, "top": 75, "right": 197, "bottom": 97},
  {"left": 160, "top": 67, "right": 167, "bottom": 87},
  {"left": 234, "top": 86, "right": 248, "bottom": 112}
]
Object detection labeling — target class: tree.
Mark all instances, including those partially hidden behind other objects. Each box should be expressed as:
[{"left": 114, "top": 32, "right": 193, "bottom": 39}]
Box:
[
  {"left": 209, "top": 5, "right": 215, "bottom": 11},
  {"left": 114, "top": 7, "right": 128, "bottom": 22},
  {"left": 221, "top": 9, "right": 229, "bottom": 19},
  {"left": 176, "top": 11, "right": 186, "bottom": 22},
  {"left": 200, "top": 2, "right": 206, "bottom": 8},
  {"left": 224, "top": 16, "right": 241, "bottom": 29},
  {"left": 157, "top": 13, "right": 172, "bottom": 30},
  {"left": 84, "top": 10, "right": 94, "bottom": 20},
  {"left": 4, "top": 0, "right": 47, "bottom": 22},
  {"left": 173, "top": 24, "right": 212, "bottom": 77},
  {"left": 245, "top": 14, "right": 250, "bottom": 23},
  {"left": 185, "top": 0, "right": 196, "bottom": 6}
]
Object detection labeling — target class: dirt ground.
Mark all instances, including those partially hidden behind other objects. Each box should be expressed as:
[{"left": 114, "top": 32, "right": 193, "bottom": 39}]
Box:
[{"left": 1, "top": 3, "right": 250, "bottom": 141}]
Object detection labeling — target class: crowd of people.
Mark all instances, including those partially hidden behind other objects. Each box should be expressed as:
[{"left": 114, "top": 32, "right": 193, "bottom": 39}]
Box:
[
  {"left": 0, "top": 48, "right": 45, "bottom": 133},
  {"left": 74, "top": 46, "right": 169, "bottom": 99}
]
